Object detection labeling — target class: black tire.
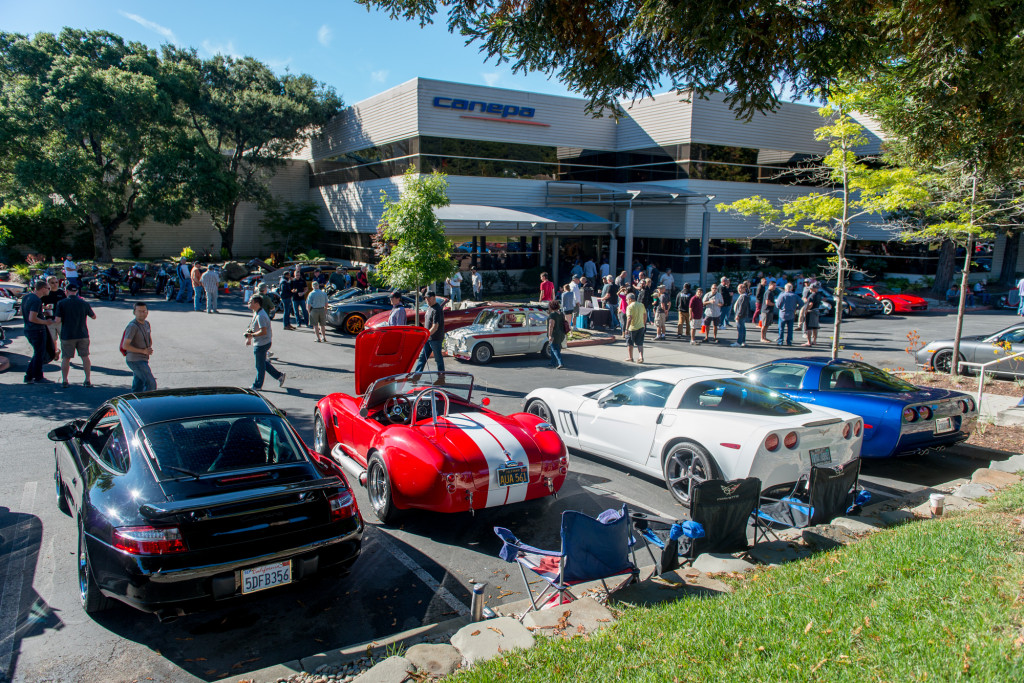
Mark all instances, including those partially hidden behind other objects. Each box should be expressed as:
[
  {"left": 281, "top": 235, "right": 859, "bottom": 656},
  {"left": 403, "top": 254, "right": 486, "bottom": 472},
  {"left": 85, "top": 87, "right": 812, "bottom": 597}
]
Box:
[
  {"left": 933, "top": 349, "right": 958, "bottom": 374},
  {"left": 78, "top": 522, "right": 111, "bottom": 614},
  {"left": 880, "top": 299, "right": 894, "bottom": 315},
  {"left": 313, "top": 410, "right": 329, "bottom": 457},
  {"left": 525, "top": 399, "right": 553, "bottom": 424},
  {"left": 343, "top": 314, "right": 366, "bottom": 336},
  {"left": 471, "top": 342, "right": 493, "bottom": 364},
  {"left": 662, "top": 440, "right": 718, "bottom": 507},
  {"left": 366, "top": 454, "right": 399, "bottom": 525},
  {"left": 55, "top": 462, "right": 69, "bottom": 515},
  {"left": 537, "top": 341, "right": 550, "bottom": 359}
]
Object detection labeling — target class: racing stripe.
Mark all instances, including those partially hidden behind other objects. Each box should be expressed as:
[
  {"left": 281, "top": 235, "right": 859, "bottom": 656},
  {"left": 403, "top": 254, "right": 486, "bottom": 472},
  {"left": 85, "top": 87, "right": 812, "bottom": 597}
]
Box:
[
  {"left": 461, "top": 413, "right": 532, "bottom": 506},
  {"left": 443, "top": 414, "right": 530, "bottom": 507}
]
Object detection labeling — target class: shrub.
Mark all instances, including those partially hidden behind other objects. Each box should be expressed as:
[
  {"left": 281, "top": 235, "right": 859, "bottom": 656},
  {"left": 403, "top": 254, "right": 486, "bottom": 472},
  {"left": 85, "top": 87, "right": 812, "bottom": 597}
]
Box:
[{"left": 179, "top": 246, "right": 196, "bottom": 260}]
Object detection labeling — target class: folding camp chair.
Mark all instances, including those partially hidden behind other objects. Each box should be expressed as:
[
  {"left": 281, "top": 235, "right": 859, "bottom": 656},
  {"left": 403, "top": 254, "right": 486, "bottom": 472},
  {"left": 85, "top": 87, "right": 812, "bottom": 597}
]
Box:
[
  {"left": 756, "top": 458, "right": 871, "bottom": 541},
  {"left": 631, "top": 477, "right": 762, "bottom": 574},
  {"left": 493, "top": 505, "right": 640, "bottom": 621}
]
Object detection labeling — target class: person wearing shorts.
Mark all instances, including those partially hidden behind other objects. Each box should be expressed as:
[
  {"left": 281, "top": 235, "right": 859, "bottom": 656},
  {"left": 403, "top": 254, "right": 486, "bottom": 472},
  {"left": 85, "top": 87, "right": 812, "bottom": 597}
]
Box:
[
  {"left": 305, "top": 280, "right": 329, "bottom": 342},
  {"left": 53, "top": 282, "right": 95, "bottom": 387},
  {"left": 625, "top": 293, "right": 646, "bottom": 363}
]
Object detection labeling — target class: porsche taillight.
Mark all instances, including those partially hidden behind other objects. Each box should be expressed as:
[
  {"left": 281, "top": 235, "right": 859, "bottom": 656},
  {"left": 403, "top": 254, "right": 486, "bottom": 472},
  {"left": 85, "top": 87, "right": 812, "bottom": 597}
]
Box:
[
  {"left": 113, "top": 526, "right": 188, "bottom": 555},
  {"left": 327, "top": 490, "right": 356, "bottom": 522}
]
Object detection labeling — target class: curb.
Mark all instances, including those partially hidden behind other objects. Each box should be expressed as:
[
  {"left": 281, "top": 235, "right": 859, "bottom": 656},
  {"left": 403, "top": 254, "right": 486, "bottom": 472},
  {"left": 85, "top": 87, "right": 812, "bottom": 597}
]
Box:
[{"left": 566, "top": 332, "right": 616, "bottom": 348}]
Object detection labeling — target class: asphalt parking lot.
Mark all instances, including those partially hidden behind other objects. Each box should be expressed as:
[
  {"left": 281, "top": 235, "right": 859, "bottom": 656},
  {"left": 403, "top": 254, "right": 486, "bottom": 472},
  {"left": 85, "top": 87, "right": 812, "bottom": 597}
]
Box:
[{"left": 0, "top": 293, "right": 1018, "bottom": 682}]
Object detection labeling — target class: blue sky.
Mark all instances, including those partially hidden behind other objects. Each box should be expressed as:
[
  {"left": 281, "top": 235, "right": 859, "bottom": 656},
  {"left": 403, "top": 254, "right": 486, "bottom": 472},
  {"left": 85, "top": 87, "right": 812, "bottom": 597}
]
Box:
[{"left": 2, "top": 0, "right": 578, "bottom": 105}]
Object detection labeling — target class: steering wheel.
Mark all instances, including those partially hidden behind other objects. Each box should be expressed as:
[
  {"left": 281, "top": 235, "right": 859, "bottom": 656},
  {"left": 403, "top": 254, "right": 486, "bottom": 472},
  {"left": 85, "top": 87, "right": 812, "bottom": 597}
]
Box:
[
  {"left": 411, "top": 388, "right": 450, "bottom": 423},
  {"left": 383, "top": 395, "right": 411, "bottom": 424}
]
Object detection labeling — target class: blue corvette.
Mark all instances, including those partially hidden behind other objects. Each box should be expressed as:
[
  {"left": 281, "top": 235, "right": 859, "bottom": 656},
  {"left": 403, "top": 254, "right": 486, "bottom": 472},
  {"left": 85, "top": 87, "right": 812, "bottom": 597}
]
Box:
[{"left": 744, "top": 358, "right": 978, "bottom": 459}]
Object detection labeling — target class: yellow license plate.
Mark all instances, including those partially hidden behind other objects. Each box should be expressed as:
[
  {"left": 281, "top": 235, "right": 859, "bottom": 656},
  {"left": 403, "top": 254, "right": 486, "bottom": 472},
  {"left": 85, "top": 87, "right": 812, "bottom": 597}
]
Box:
[{"left": 498, "top": 465, "right": 528, "bottom": 487}]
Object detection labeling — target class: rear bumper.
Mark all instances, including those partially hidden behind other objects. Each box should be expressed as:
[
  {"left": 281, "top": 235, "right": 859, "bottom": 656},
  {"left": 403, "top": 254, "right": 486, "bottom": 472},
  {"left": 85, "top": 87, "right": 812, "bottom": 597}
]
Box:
[{"left": 90, "top": 520, "right": 363, "bottom": 615}]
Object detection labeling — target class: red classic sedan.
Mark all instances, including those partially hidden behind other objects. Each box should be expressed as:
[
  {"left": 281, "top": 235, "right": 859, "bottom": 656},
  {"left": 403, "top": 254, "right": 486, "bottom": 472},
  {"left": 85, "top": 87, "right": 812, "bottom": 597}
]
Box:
[
  {"left": 363, "top": 300, "right": 508, "bottom": 332},
  {"left": 311, "top": 326, "right": 568, "bottom": 524},
  {"left": 848, "top": 284, "right": 928, "bottom": 315}
]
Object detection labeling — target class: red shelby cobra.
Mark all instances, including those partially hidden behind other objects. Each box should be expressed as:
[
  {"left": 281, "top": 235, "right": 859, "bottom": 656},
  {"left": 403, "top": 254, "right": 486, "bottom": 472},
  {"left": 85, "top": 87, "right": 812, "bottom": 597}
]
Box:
[{"left": 312, "top": 326, "right": 568, "bottom": 523}]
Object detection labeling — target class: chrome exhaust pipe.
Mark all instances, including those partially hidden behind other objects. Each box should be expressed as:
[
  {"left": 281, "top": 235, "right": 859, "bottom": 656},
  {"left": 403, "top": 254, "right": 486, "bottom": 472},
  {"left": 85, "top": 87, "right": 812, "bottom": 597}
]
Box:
[
  {"left": 154, "top": 608, "right": 185, "bottom": 623},
  {"left": 336, "top": 455, "right": 367, "bottom": 487}
]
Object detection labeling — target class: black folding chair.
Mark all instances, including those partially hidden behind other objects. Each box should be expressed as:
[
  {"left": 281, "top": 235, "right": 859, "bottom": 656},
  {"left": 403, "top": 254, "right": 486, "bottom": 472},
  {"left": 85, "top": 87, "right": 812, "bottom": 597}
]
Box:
[
  {"left": 756, "top": 459, "right": 870, "bottom": 541},
  {"left": 631, "top": 477, "right": 762, "bottom": 573}
]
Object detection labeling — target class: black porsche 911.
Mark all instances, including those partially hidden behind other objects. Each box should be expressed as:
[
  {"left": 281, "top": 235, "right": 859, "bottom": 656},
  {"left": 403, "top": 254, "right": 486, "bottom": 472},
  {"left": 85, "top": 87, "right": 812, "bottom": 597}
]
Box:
[{"left": 49, "top": 388, "right": 363, "bottom": 620}]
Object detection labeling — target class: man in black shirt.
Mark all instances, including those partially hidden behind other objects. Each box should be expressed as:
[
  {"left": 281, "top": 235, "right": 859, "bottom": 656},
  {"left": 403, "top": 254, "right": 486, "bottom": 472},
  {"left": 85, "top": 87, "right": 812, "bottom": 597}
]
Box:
[
  {"left": 22, "top": 279, "right": 56, "bottom": 383},
  {"left": 280, "top": 271, "right": 296, "bottom": 330},
  {"left": 54, "top": 282, "right": 96, "bottom": 387},
  {"left": 413, "top": 291, "right": 445, "bottom": 373}
]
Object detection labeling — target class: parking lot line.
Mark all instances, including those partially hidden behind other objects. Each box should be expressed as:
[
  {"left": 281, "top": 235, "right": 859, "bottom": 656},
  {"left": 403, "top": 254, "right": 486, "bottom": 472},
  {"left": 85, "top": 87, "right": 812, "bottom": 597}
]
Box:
[{"left": 371, "top": 531, "right": 470, "bottom": 617}]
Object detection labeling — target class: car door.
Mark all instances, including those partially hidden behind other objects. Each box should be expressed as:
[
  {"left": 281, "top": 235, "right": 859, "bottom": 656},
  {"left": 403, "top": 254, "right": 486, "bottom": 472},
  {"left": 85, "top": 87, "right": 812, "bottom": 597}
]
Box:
[
  {"left": 526, "top": 311, "right": 549, "bottom": 352},
  {"left": 495, "top": 311, "right": 529, "bottom": 354},
  {"left": 993, "top": 328, "right": 1024, "bottom": 375},
  {"left": 72, "top": 408, "right": 123, "bottom": 511},
  {"left": 575, "top": 378, "right": 674, "bottom": 464}
]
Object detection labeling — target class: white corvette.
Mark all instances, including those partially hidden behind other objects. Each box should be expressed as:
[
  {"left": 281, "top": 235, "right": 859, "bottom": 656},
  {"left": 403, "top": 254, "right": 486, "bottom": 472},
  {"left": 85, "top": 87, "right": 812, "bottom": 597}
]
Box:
[{"left": 524, "top": 367, "right": 863, "bottom": 506}]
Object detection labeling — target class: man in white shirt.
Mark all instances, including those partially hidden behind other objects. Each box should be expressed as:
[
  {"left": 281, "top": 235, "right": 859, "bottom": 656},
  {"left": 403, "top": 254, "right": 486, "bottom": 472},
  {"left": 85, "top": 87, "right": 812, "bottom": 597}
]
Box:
[
  {"left": 63, "top": 254, "right": 80, "bottom": 289},
  {"left": 659, "top": 268, "right": 675, "bottom": 295},
  {"left": 569, "top": 275, "right": 582, "bottom": 324},
  {"left": 450, "top": 269, "right": 463, "bottom": 302},
  {"left": 200, "top": 266, "right": 220, "bottom": 314},
  {"left": 471, "top": 267, "right": 482, "bottom": 300},
  {"left": 599, "top": 258, "right": 610, "bottom": 280},
  {"left": 1017, "top": 276, "right": 1024, "bottom": 316}
]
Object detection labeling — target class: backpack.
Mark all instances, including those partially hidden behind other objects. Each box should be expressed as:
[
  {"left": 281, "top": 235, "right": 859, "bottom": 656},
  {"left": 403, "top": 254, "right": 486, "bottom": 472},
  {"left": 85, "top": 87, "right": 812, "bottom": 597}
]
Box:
[{"left": 119, "top": 322, "right": 133, "bottom": 357}]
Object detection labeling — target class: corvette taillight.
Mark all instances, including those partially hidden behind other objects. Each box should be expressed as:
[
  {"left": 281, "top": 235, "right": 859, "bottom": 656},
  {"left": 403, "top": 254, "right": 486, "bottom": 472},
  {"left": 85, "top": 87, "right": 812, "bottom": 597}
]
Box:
[
  {"left": 842, "top": 423, "right": 851, "bottom": 439},
  {"left": 917, "top": 405, "right": 932, "bottom": 420},
  {"left": 764, "top": 434, "right": 780, "bottom": 452},
  {"left": 854, "top": 420, "right": 862, "bottom": 437},
  {"left": 783, "top": 432, "right": 798, "bottom": 449},
  {"left": 327, "top": 490, "right": 356, "bottom": 522},
  {"left": 903, "top": 407, "right": 918, "bottom": 422},
  {"left": 113, "top": 526, "right": 187, "bottom": 555}
]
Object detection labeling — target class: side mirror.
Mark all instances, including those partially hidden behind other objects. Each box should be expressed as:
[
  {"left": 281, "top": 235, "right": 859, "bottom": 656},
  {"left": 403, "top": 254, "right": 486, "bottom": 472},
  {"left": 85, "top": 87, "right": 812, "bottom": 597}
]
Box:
[
  {"left": 48, "top": 423, "right": 79, "bottom": 442},
  {"left": 596, "top": 389, "right": 614, "bottom": 407}
]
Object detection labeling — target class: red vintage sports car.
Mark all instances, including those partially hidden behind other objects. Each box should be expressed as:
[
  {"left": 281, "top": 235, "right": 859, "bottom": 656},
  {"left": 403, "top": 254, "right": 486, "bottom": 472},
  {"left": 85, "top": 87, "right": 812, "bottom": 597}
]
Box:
[
  {"left": 848, "top": 284, "right": 928, "bottom": 315},
  {"left": 312, "top": 326, "right": 568, "bottom": 523}
]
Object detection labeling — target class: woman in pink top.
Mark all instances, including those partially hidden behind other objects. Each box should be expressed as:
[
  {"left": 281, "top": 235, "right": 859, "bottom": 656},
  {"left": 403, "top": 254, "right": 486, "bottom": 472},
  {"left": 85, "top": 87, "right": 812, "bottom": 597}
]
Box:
[
  {"left": 539, "top": 272, "right": 555, "bottom": 302},
  {"left": 618, "top": 287, "right": 629, "bottom": 339}
]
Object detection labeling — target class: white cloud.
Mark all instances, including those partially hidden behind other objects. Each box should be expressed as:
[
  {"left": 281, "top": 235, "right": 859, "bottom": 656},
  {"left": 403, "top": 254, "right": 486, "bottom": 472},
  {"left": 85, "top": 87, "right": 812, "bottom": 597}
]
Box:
[
  {"left": 201, "top": 40, "right": 241, "bottom": 59},
  {"left": 318, "top": 25, "right": 333, "bottom": 47},
  {"left": 119, "top": 11, "right": 177, "bottom": 44},
  {"left": 481, "top": 72, "right": 501, "bottom": 87},
  {"left": 371, "top": 69, "right": 389, "bottom": 83}
]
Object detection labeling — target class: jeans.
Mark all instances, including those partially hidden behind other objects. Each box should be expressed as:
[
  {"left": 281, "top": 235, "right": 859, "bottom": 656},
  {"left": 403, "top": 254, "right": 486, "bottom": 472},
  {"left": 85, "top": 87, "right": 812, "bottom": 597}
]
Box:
[
  {"left": 549, "top": 341, "right": 564, "bottom": 367},
  {"left": 777, "top": 319, "right": 794, "bottom": 346},
  {"left": 126, "top": 359, "right": 157, "bottom": 392},
  {"left": 452, "top": 287, "right": 462, "bottom": 302},
  {"left": 253, "top": 343, "right": 282, "bottom": 389},
  {"left": 204, "top": 286, "right": 218, "bottom": 312},
  {"left": 25, "top": 329, "right": 47, "bottom": 381},
  {"left": 721, "top": 306, "right": 734, "bottom": 327},
  {"left": 193, "top": 285, "right": 204, "bottom": 311},
  {"left": 283, "top": 298, "right": 293, "bottom": 327},
  {"left": 606, "top": 303, "right": 619, "bottom": 330},
  {"left": 290, "top": 298, "right": 308, "bottom": 326},
  {"left": 736, "top": 319, "right": 747, "bottom": 345},
  {"left": 177, "top": 278, "right": 192, "bottom": 303},
  {"left": 413, "top": 339, "right": 445, "bottom": 373}
]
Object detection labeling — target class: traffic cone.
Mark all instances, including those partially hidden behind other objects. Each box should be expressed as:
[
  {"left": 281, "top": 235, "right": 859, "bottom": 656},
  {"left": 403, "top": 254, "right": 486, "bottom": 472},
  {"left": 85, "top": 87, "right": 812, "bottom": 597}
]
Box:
[{"left": 701, "top": 323, "right": 707, "bottom": 334}]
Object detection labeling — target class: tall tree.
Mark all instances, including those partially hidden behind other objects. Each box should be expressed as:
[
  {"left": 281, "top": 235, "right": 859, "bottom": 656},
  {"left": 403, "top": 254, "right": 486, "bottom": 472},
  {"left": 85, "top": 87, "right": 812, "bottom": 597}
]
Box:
[
  {"left": 164, "top": 49, "right": 342, "bottom": 257},
  {"left": 718, "top": 98, "right": 930, "bottom": 359},
  {"left": 259, "top": 200, "right": 324, "bottom": 256},
  {"left": 0, "top": 30, "right": 191, "bottom": 260},
  {"left": 374, "top": 166, "right": 456, "bottom": 325}
]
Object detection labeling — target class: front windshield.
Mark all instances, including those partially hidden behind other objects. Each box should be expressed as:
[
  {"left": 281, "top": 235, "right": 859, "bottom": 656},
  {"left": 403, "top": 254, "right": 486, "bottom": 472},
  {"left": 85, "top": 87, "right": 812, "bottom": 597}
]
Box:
[
  {"left": 819, "top": 364, "right": 917, "bottom": 393},
  {"left": 329, "top": 287, "right": 363, "bottom": 302},
  {"left": 474, "top": 310, "right": 502, "bottom": 327},
  {"left": 363, "top": 372, "right": 474, "bottom": 411},
  {"left": 139, "top": 414, "right": 307, "bottom": 479}
]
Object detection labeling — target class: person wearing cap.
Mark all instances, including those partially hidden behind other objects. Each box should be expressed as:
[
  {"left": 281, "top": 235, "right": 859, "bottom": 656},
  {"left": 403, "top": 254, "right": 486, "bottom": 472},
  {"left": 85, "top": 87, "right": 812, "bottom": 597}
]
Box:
[
  {"left": 471, "top": 266, "right": 482, "bottom": 300},
  {"left": 413, "top": 291, "right": 445, "bottom": 373},
  {"left": 306, "top": 280, "right": 329, "bottom": 342},
  {"left": 569, "top": 274, "right": 582, "bottom": 324},
  {"left": 62, "top": 253, "right": 80, "bottom": 289},
  {"left": 386, "top": 291, "right": 407, "bottom": 326},
  {"left": 54, "top": 282, "right": 96, "bottom": 387}
]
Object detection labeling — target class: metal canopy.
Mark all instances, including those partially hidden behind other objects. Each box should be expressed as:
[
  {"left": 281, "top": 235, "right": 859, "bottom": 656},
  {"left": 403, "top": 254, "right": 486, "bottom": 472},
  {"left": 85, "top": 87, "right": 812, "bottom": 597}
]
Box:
[
  {"left": 434, "top": 204, "right": 616, "bottom": 236},
  {"left": 546, "top": 180, "right": 709, "bottom": 207}
]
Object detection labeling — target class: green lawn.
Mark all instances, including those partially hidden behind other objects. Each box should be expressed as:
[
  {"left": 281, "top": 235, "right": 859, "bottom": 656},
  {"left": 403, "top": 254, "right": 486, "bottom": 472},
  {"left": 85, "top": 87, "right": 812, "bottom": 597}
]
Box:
[{"left": 458, "top": 486, "right": 1024, "bottom": 682}]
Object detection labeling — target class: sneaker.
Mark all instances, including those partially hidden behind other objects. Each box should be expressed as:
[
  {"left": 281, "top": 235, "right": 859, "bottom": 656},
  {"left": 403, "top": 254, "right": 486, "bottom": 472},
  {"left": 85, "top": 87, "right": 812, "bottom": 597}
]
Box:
[
  {"left": 730, "top": 342, "right": 741, "bottom": 347},
  {"left": 556, "top": 364, "right": 564, "bottom": 369},
  {"left": 62, "top": 380, "right": 69, "bottom": 388},
  {"left": 278, "top": 373, "right": 287, "bottom": 388}
]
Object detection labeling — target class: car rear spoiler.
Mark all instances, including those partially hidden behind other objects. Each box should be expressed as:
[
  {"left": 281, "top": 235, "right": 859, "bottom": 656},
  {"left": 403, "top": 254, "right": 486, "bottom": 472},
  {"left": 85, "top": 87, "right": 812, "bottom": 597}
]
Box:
[
  {"left": 801, "top": 418, "right": 843, "bottom": 428},
  {"left": 140, "top": 476, "right": 345, "bottom": 520}
]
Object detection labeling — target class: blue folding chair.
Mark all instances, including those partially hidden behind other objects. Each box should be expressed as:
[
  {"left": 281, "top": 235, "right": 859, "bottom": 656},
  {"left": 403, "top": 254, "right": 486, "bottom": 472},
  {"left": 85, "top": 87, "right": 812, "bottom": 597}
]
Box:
[{"left": 494, "top": 505, "right": 640, "bottom": 620}]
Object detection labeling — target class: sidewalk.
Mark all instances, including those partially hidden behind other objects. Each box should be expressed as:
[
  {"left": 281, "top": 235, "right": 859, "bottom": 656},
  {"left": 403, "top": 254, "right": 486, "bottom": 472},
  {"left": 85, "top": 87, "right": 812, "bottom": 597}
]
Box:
[{"left": 567, "top": 332, "right": 749, "bottom": 371}]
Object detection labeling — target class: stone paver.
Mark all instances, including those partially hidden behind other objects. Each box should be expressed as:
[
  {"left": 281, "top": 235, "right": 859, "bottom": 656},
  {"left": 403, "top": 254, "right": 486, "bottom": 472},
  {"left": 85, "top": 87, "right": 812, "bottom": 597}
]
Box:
[
  {"left": 990, "top": 454, "right": 1024, "bottom": 474},
  {"left": 878, "top": 509, "right": 915, "bottom": 527},
  {"left": 801, "top": 524, "right": 859, "bottom": 549},
  {"left": 450, "top": 617, "right": 535, "bottom": 666},
  {"left": 909, "top": 494, "right": 979, "bottom": 518},
  {"left": 971, "top": 468, "right": 1022, "bottom": 488},
  {"left": 747, "top": 540, "right": 812, "bottom": 565},
  {"left": 351, "top": 655, "right": 414, "bottom": 683},
  {"left": 831, "top": 516, "right": 884, "bottom": 534},
  {"left": 522, "top": 597, "right": 616, "bottom": 636},
  {"left": 403, "top": 643, "right": 462, "bottom": 677},
  {"left": 691, "top": 553, "right": 756, "bottom": 574},
  {"left": 954, "top": 482, "right": 997, "bottom": 500}
]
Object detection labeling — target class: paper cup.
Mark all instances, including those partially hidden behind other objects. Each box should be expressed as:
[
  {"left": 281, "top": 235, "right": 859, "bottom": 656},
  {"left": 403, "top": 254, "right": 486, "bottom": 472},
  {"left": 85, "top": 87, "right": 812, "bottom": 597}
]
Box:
[{"left": 929, "top": 493, "right": 945, "bottom": 517}]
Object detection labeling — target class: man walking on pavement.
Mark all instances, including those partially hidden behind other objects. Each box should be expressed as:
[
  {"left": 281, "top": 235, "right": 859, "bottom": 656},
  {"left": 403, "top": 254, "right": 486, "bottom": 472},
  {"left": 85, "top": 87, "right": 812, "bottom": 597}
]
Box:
[
  {"left": 546, "top": 299, "right": 567, "bottom": 369},
  {"left": 775, "top": 283, "right": 800, "bottom": 347},
  {"left": 291, "top": 266, "right": 309, "bottom": 328},
  {"left": 122, "top": 302, "right": 157, "bottom": 392},
  {"left": 22, "top": 279, "right": 56, "bottom": 384},
  {"left": 201, "top": 265, "right": 220, "bottom": 313},
  {"left": 306, "top": 280, "right": 329, "bottom": 342},
  {"left": 54, "top": 283, "right": 96, "bottom": 387},
  {"left": 760, "top": 280, "right": 778, "bottom": 343},
  {"left": 731, "top": 283, "right": 751, "bottom": 348},
  {"left": 245, "top": 295, "right": 286, "bottom": 390},
  {"left": 280, "top": 271, "right": 296, "bottom": 330},
  {"left": 625, "top": 293, "right": 646, "bottom": 363},
  {"left": 413, "top": 291, "right": 445, "bottom": 373}
]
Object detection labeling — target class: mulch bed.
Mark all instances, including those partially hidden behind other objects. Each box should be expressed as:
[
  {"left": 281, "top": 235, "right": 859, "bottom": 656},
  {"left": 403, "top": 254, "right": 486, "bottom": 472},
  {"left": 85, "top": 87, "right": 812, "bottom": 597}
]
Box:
[
  {"left": 966, "top": 423, "right": 1024, "bottom": 453},
  {"left": 896, "top": 371, "right": 1024, "bottom": 398}
]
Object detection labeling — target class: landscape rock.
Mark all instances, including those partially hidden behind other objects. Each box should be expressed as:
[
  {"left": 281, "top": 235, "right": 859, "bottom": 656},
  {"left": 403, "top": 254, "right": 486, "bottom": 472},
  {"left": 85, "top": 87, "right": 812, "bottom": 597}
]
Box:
[
  {"left": 691, "top": 553, "right": 756, "bottom": 574},
  {"left": 831, "top": 516, "right": 884, "bottom": 534},
  {"left": 660, "top": 568, "right": 733, "bottom": 594},
  {"left": 522, "top": 597, "right": 615, "bottom": 636},
  {"left": 954, "top": 482, "right": 997, "bottom": 500},
  {"left": 878, "top": 509, "right": 915, "bottom": 527},
  {"left": 221, "top": 260, "right": 250, "bottom": 280},
  {"left": 971, "top": 468, "right": 1022, "bottom": 489},
  {"left": 801, "top": 524, "right": 859, "bottom": 549},
  {"left": 910, "top": 494, "right": 979, "bottom": 518},
  {"left": 403, "top": 643, "right": 462, "bottom": 676},
  {"left": 351, "top": 656, "right": 414, "bottom": 683},
  {"left": 747, "top": 540, "right": 812, "bottom": 565},
  {"left": 450, "top": 616, "right": 535, "bottom": 666},
  {"left": 989, "top": 454, "right": 1024, "bottom": 474}
]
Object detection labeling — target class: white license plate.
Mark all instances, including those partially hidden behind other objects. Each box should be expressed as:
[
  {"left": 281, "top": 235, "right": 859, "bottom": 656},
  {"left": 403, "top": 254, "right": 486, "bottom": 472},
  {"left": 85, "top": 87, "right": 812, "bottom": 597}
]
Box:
[
  {"left": 241, "top": 560, "right": 292, "bottom": 594},
  {"left": 809, "top": 447, "right": 831, "bottom": 466},
  {"left": 934, "top": 417, "right": 954, "bottom": 433}
]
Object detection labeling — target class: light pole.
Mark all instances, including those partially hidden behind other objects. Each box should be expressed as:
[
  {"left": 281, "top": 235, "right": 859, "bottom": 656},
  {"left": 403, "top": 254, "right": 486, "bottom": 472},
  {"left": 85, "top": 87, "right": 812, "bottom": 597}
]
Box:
[{"left": 699, "top": 194, "right": 716, "bottom": 289}]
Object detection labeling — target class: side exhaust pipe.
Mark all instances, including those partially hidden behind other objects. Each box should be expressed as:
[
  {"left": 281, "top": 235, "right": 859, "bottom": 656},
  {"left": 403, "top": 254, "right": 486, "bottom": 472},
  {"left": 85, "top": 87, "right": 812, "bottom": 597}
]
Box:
[{"left": 336, "top": 455, "right": 368, "bottom": 487}]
